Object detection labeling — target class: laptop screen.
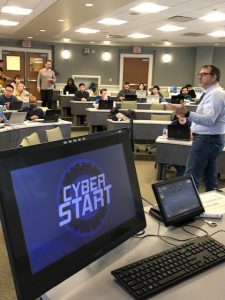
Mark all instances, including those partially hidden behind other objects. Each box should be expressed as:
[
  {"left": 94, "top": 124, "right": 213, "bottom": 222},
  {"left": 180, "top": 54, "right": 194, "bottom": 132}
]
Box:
[
  {"left": 98, "top": 99, "right": 114, "bottom": 109},
  {"left": 152, "top": 175, "right": 204, "bottom": 226},
  {"left": 124, "top": 94, "right": 137, "bottom": 101}
]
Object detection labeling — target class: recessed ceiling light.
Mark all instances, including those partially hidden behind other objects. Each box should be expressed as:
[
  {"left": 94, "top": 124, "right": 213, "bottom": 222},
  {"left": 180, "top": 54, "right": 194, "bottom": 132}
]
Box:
[
  {"left": 0, "top": 19, "right": 18, "bottom": 26},
  {"left": 157, "top": 25, "right": 185, "bottom": 32},
  {"left": 40, "top": 29, "right": 46, "bottom": 32},
  {"left": 103, "top": 40, "right": 111, "bottom": 44},
  {"left": 163, "top": 40, "right": 172, "bottom": 46},
  {"left": 199, "top": 12, "right": 225, "bottom": 22},
  {"left": 58, "top": 19, "right": 64, "bottom": 22},
  {"left": 130, "top": 3, "right": 169, "bottom": 13},
  {"left": 63, "top": 38, "right": 71, "bottom": 42},
  {"left": 85, "top": 3, "right": 93, "bottom": 7},
  {"left": 75, "top": 28, "right": 99, "bottom": 34},
  {"left": 208, "top": 31, "right": 225, "bottom": 37},
  {"left": 1, "top": 6, "right": 32, "bottom": 15},
  {"left": 127, "top": 33, "right": 151, "bottom": 39},
  {"left": 27, "top": 36, "right": 33, "bottom": 39},
  {"left": 98, "top": 18, "right": 127, "bottom": 26},
  {"left": 90, "top": 41, "right": 95, "bottom": 44}
]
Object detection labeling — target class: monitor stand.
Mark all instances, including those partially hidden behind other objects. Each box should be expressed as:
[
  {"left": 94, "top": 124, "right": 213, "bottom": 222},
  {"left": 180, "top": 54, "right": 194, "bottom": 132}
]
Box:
[{"left": 149, "top": 206, "right": 163, "bottom": 222}]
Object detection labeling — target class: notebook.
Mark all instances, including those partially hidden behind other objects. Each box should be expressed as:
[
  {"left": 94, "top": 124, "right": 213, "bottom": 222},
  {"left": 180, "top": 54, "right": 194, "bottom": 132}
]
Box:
[
  {"left": 98, "top": 99, "right": 114, "bottom": 109},
  {"left": 9, "top": 101, "right": 23, "bottom": 110},
  {"left": 8, "top": 112, "right": 27, "bottom": 125},
  {"left": 43, "top": 109, "right": 61, "bottom": 122},
  {"left": 167, "top": 124, "right": 190, "bottom": 141},
  {"left": 151, "top": 175, "right": 204, "bottom": 226},
  {"left": 124, "top": 94, "right": 137, "bottom": 101},
  {"left": 146, "top": 95, "right": 160, "bottom": 104}
]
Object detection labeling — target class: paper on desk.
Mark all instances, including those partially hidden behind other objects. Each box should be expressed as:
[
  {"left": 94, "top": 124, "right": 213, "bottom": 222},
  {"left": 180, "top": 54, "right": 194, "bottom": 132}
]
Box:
[{"left": 200, "top": 191, "right": 225, "bottom": 214}]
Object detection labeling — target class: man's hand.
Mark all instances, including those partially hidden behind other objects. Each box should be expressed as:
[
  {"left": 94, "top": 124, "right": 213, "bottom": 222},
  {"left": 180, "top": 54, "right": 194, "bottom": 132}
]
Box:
[{"left": 166, "top": 103, "right": 187, "bottom": 117}]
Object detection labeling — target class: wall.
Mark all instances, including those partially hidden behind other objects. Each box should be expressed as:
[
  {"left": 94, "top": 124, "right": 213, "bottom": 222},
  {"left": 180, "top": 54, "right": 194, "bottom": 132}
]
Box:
[{"left": 1, "top": 38, "right": 225, "bottom": 87}]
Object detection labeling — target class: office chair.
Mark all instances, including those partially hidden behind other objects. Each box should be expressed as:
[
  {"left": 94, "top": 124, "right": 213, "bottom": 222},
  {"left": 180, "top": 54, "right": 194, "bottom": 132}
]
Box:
[
  {"left": 20, "top": 132, "right": 41, "bottom": 147},
  {"left": 45, "top": 126, "right": 63, "bottom": 142},
  {"left": 121, "top": 101, "right": 137, "bottom": 110}
]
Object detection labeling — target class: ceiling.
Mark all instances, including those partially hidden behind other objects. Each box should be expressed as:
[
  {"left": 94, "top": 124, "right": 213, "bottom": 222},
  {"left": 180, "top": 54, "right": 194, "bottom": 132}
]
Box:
[{"left": 1, "top": 0, "right": 225, "bottom": 47}]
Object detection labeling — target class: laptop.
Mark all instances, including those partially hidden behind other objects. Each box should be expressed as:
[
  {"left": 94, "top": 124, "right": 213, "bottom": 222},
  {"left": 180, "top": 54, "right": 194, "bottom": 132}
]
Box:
[
  {"left": 146, "top": 95, "right": 160, "bottom": 104},
  {"left": 167, "top": 124, "right": 190, "bottom": 141},
  {"left": 9, "top": 101, "right": 23, "bottom": 110},
  {"left": 8, "top": 112, "right": 27, "bottom": 125},
  {"left": 151, "top": 175, "right": 204, "bottom": 226},
  {"left": 124, "top": 94, "right": 137, "bottom": 101},
  {"left": 98, "top": 99, "right": 114, "bottom": 109},
  {"left": 136, "top": 90, "right": 147, "bottom": 98},
  {"left": 171, "top": 95, "right": 183, "bottom": 104},
  {"left": 43, "top": 109, "right": 61, "bottom": 122}
]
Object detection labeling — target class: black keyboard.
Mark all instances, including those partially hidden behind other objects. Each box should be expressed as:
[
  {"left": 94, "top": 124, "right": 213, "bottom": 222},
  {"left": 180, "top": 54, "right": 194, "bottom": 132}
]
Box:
[{"left": 111, "top": 235, "right": 225, "bottom": 299}]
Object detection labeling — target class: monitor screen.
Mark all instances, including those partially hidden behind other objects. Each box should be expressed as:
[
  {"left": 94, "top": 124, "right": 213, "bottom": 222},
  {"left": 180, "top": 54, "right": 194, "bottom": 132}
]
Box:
[
  {"left": 0, "top": 128, "right": 146, "bottom": 300},
  {"left": 152, "top": 175, "right": 204, "bottom": 226}
]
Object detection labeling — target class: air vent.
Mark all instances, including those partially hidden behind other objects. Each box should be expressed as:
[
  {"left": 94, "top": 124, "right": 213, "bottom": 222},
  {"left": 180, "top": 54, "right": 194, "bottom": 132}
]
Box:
[
  {"left": 182, "top": 32, "right": 205, "bottom": 37},
  {"left": 167, "top": 16, "right": 195, "bottom": 22},
  {"left": 129, "top": 12, "right": 140, "bottom": 16},
  {"left": 107, "top": 34, "right": 125, "bottom": 39}
]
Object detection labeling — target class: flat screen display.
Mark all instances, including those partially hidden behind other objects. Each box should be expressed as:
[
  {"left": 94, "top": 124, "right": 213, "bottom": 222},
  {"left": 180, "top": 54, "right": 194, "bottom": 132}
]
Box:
[
  {"left": 0, "top": 128, "right": 146, "bottom": 300},
  {"left": 152, "top": 175, "right": 204, "bottom": 226}
]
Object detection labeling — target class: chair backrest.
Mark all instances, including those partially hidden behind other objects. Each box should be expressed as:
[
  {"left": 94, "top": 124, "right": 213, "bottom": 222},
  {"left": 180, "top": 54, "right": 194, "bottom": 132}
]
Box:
[
  {"left": 150, "top": 103, "right": 165, "bottom": 110},
  {"left": 45, "top": 126, "right": 63, "bottom": 142},
  {"left": 121, "top": 101, "right": 137, "bottom": 110},
  {"left": 20, "top": 132, "right": 41, "bottom": 147},
  {"left": 151, "top": 114, "right": 172, "bottom": 121}
]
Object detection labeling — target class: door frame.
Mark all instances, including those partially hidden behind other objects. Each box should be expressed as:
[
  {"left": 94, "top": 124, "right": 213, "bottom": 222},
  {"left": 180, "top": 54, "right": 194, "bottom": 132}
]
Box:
[
  {"left": 0, "top": 46, "right": 51, "bottom": 59},
  {"left": 119, "top": 53, "right": 153, "bottom": 89}
]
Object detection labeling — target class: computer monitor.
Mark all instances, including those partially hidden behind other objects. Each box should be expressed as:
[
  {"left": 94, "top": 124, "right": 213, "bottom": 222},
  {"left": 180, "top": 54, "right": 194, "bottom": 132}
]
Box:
[{"left": 0, "top": 128, "right": 146, "bottom": 300}]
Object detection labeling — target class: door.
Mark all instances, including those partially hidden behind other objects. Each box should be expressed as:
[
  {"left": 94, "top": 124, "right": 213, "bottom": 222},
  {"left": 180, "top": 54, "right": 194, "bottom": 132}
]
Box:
[
  {"left": 25, "top": 52, "right": 48, "bottom": 98},
  {"left": 2, "top": 51, "right": 49, "bottom": 99}
]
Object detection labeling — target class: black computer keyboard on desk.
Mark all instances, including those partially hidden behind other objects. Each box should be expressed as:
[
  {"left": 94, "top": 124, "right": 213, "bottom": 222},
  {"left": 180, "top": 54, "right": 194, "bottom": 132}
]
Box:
[{"left": 111, "top": 235, "right": 225, "bottom": 299}]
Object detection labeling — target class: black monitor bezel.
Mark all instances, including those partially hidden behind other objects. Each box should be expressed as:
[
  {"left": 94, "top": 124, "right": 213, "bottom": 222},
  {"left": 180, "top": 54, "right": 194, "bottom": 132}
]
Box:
[
  {"left": 152, "top": 175, "right": 204, "bottom": 227},
  {"left": 0, "top": 128, "right": 146, "bottom": 300}
]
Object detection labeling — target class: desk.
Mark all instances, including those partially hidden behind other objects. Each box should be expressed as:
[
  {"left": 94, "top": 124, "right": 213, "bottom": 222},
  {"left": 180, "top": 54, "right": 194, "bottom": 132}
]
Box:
[
  {"left": 87, "top": 108, "right": 173, "bottom": 132},
  {"left": 58, "top": 94, "right": 75, "bottom": 116},
  {"left": 70, "top": 101, "right": 94, "bottom": 125},
  {"left": 0, "top": 120, "right": 72, "bottom": 150},
  {"left": 115, "top": 103, "right": 198, "bottom": 112},
  {"left": 156, "top": 136, "right": 225, "bottom": 180},
  {"left": 107, "top": 119, "right": 171, "bottom": 141}
]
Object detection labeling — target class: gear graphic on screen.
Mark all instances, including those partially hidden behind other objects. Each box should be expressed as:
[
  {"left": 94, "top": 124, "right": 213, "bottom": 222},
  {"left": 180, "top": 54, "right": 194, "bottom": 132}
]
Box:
[{"left": 58, "top": 159, "right": 111, "bottom": 236}]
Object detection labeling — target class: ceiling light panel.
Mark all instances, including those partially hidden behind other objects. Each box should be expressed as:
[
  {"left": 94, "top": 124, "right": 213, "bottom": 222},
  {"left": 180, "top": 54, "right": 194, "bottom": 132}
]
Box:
[
  {"left": 127, "top": 33, "right": 151, "bottom": 39},
  {"left": 208, "top": 31, "right": 225, "bottom": 37},
  {"left": 130, "top": 3, "right": 169, "bottom": 13},
  {"left": 98, "top": 18, "right": 127, "bottom": 25},
  {"left": 199, "top": 12, "right": 225, "bottom": 22},
  {"left": 0, "top": 19, "right": 18, "bottom": 26},
  {"left": 157, "top": 25, "right": 185, "bottom": 32},
  {"left": 1, "top": 6, "right": 32, "bottom": 15},
  {"left": 75, "top": 28, "right": 100, "bottom": 34}
]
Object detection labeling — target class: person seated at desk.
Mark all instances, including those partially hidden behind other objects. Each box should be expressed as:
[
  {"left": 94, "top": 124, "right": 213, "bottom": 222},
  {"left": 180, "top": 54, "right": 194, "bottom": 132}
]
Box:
[
  {"left": 0, "top": 105, "right": 8, "bottom": 123},
  {"left": 11, "top": 74, "right": 22, "bottom": 91},
  {"left": 63, "top": 77, "right": 78, "bottom": 95},
  {"left": 13, "top": 83, "right": 29, "bottom": 101},
  {"left": 22, "top": 95, "right": 44, "bottom": 121},
  {"left": 94, "top": 88, "right": 114, "bottom": 109},
  {"left": 185, "top": 84, "right": 196, "bottom": 99},
  {"left": 149, "top": 85, "right": 166, "bottom": 102},
  {"left": 171, "top": 115, "right": 191, "bottom": 177},
  {"left": 75, "top": 83, "right": 89, "bottom": 102},
  {"left": 0, "top": 84, "right": 18, "bottom": 109},
  {"left": 173, "top": 86, "right": 193, "bottom": 103},
  {"left": 116, "top": 81, "right": 135, "bottom": 101}
]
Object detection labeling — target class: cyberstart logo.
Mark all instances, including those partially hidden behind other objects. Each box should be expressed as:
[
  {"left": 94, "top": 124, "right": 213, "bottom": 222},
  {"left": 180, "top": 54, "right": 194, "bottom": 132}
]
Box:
[{"left": 57, "top": 159, "right": 112, "bottom": 236}]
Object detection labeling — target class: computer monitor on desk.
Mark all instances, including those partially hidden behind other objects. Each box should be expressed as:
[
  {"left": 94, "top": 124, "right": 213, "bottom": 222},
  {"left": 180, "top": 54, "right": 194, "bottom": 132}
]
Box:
[{"left": 0, "top": 128, "right": 146, "bottom": 300}]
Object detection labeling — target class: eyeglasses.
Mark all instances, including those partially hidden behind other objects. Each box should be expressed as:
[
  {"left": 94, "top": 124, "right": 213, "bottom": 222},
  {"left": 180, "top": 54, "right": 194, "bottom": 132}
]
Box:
[{"left": 197, "top": 72, "right": 212, "bottom": 77}]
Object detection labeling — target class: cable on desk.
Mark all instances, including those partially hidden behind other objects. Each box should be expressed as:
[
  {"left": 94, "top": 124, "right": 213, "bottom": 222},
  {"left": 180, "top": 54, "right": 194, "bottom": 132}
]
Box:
[
  {"left": 141, "top": 196, "right": 155, "bottom": 207},
  {"left": 210, "top": 230, "right": 225, "bottom": 237},
  {"left": 182, "top": 224, "right": 209, "bottom": 236}
]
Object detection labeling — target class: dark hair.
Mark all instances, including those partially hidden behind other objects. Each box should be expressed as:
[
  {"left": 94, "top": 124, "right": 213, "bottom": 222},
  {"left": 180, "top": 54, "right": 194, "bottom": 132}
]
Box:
[
  {"left": 138, "top": 83, "right": 145, "bottom": 90},
  {"left": 100, "top": 88, "right": 107, "bottom": 94},
  {"left": 152, "top": 85, "right": 160, "bottom": 90},
  {"left": 201, "top": 64, "right": 221, "bottom": 81},
  {"left": 123, "top": 81, "right": 130, "bottom": 85},
  {"left": 14, "top": 75, "right": 21, "bottom": 82},
  {"left": 79, "top": 82, "right": 85, "bottom": 87},
  {"left": 46, "top": 59, "right": 52, "bottom": 63},
  {"left": 67, "top": 77, "right": 75, "bottom": 85},
  {"left": 185, "top": 84, "right": 192, "bottom": 88},
  {"left": 0, "top": 59, "right": 3, "bottom": 63},
  {"left": 4, "top": 84, "right": 14, "bottom": 90}
]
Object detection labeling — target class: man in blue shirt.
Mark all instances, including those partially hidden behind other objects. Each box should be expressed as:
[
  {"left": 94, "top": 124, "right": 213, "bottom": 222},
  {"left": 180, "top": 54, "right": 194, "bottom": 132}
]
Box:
[
  {"left": 0, "top": 105, "right": 8, "bottom": 123},
  {"left": 0, "top": 84, "right": 18, "bottom": 109},
  {"left": 22, "top": 95, "right": 44, "bottom": 121},
  {"left": 168, "top": 64, "right": 225, "bottom": 191}
]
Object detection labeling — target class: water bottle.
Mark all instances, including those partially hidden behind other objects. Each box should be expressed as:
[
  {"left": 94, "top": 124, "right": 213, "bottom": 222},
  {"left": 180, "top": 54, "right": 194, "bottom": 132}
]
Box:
[{"left": 163, "top": 127, "right": 168, "bottom": 138}]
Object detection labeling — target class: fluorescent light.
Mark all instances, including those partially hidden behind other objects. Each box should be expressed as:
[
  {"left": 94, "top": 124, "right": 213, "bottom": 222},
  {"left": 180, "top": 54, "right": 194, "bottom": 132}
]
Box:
[
  {"left": 158, "top": 25, "right": 185, "bottom": 32},
  {"left": 164, "top": 40, "right": 172, "bottom": 46},
  {"left": 208, "top": 31, "right": 225, "bottom": 37},
  {"left": 85, "top": 3, "right": 93, "bottom": 7},
  {"left": 98, "top": 18, "right": 127, "bottom": 26},
  {"left": 103, "top": 40, "right": 111, "bottom": 44},
  {"left": 90, "top": 41, "right": 95, "bottom": 44},
  {"left": 199, "top": 12, "right": 225, "bottom": 22},
  {"left": 63, "top": 38, "right": 71, "bottom": 42},
  {"left": 58, "top": 19, "right": 64, "bottom": 22},
  {"left": 0, "top": 19, "right": 18, "bottom": 26},
  {"left": 1, "top": 6, "right": 32, "bottom": 15},
  {"left": 40, "top": 29, "right": 46, "bottom": 32},
  {"left": 27, "top": 36, "right": 33, "bottom": 39},
  {"left": 130, "top": 3, "right": 169, "bottom": 13},
  {"left": 127, "top": 33, "right": 151, "bottom": 39},
  {"left": 76, "top": 28, "right": 99, "bottom": 34}
]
